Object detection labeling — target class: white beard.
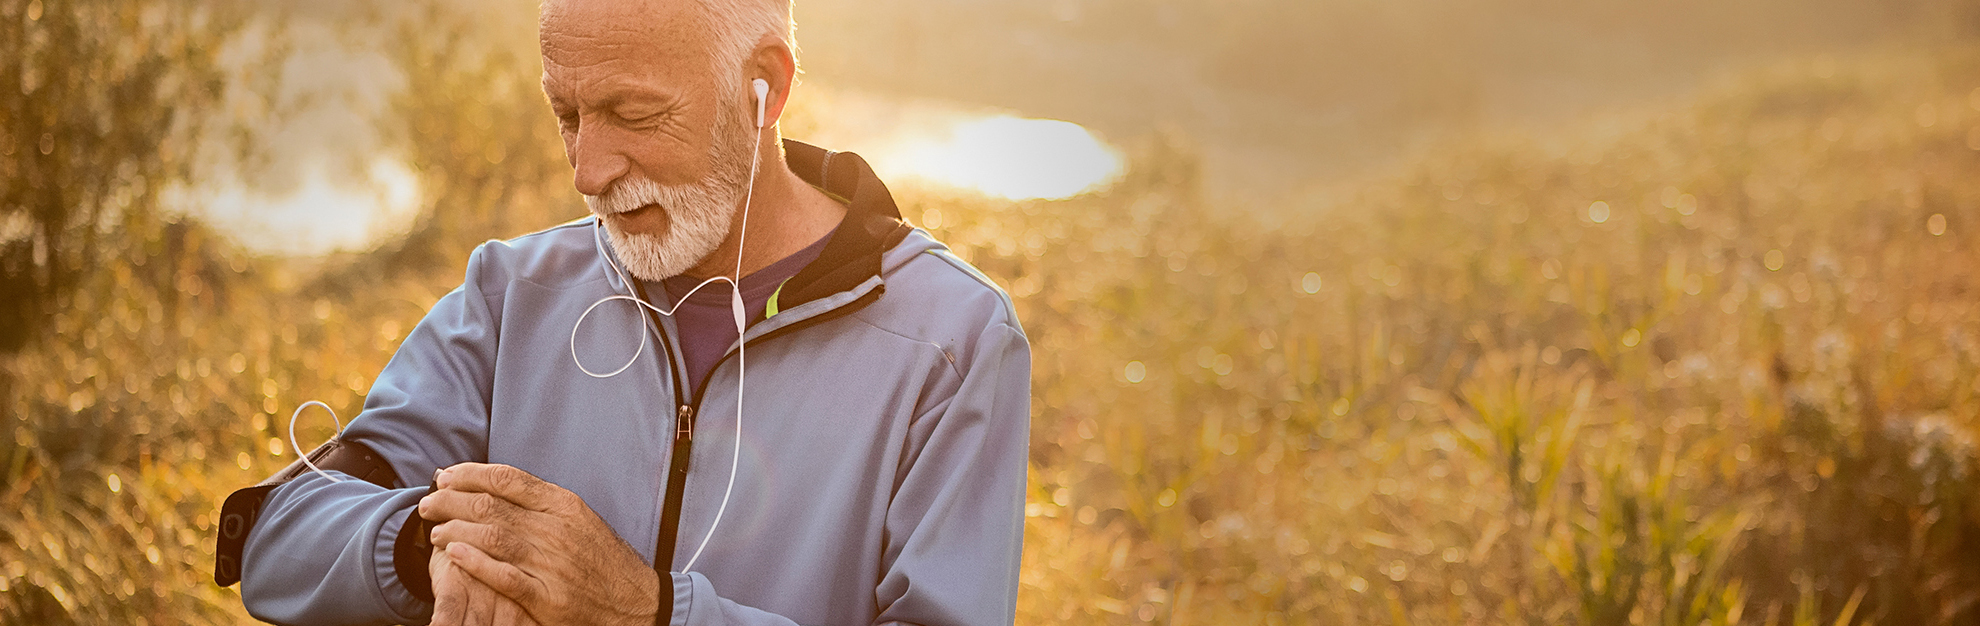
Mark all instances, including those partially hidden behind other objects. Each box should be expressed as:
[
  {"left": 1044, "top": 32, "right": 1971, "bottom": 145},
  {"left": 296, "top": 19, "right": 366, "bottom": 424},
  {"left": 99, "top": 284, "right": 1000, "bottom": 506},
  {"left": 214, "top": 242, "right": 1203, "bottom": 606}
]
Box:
[{"left": 586, "top": 92, "right": 755, "bottom": 281}]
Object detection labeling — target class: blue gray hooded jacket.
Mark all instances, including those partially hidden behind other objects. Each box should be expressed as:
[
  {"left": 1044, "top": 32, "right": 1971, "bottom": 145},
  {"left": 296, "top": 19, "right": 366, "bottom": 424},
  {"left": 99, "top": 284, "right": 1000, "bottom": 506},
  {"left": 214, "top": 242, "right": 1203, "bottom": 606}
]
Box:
[{"left": 230, "top": 141, "right": 1032, "bottom": 625}]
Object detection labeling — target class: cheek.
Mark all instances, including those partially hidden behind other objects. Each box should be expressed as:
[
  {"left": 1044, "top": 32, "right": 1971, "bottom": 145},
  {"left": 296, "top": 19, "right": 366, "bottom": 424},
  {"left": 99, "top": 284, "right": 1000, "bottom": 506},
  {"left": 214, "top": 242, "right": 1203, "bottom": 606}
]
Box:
[{"left": 621, "top": 132, "right": 708, "bottom": 186}]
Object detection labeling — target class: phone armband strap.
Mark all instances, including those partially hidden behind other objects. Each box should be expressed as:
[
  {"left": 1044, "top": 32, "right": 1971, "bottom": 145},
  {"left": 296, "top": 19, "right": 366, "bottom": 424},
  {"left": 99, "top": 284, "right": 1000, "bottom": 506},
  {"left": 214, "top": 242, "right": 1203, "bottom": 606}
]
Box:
[{"left": 212, "top": 438, "right": 399, "bottom": 586}]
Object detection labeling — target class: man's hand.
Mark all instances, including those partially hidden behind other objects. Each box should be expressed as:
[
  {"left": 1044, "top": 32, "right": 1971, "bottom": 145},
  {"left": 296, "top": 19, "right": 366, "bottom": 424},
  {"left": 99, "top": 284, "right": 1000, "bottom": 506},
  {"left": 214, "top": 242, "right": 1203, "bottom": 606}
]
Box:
[
  {"left": 420, "top": 463, "right": 662, "bottom": 626},
  {"left": 430, "top": 548, "right": 538, "bottom": 626}
]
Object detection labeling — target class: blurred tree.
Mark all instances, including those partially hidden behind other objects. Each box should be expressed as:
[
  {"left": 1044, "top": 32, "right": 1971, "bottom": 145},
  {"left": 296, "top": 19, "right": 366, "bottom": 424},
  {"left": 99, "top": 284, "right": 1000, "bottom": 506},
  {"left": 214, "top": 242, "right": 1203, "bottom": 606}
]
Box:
[
  {"left": 309, "top": 0, "right": 579, "bottom": 294},
  {"left": 0, "top": 0, "right": 244, "bottom": 352},
  {"left": 1, "top": 2, "right": 271, "bottom": 622}
]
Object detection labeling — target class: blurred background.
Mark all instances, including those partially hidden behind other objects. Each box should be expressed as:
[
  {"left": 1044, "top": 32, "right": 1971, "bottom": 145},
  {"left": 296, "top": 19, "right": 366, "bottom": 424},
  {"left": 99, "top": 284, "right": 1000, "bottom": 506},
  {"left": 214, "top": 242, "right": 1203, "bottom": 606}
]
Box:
[{"left": 5, "top": 0, "right": 1980, "bottom": 623}]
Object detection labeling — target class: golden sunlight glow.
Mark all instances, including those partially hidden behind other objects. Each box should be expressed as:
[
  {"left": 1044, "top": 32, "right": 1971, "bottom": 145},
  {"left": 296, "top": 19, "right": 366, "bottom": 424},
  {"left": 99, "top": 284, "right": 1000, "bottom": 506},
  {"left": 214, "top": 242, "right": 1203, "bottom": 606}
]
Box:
[
  {"left": 193, "top": 158, "right": 422, "bottom": 255},
  {"left": 876, "top": 116, "right": 1124, "bottom": 200}
]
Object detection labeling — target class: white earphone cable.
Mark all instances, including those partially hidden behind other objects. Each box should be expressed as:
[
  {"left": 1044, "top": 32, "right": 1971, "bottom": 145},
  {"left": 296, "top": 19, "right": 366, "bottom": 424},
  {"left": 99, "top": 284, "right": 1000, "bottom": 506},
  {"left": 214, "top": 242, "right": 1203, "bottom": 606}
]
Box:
[{"left": 289, "top": 400, "right": 347, "bottom": 483}]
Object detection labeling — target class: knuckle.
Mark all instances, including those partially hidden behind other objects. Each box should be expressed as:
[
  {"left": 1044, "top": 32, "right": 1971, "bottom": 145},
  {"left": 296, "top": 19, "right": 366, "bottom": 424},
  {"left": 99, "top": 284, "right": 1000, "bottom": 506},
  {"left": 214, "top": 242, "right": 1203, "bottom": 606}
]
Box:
[
  {"left": 476, "top": 523, "right": 501, "bottom": 545},
  {"left": 488, "top": 526, "right": 526, "bottom": 559},
  {"left": 470, "top": 493, "right": 500, "bottom": 520},
  {"left": 490, "top": 466, "right": 521, "bottom": 491}
]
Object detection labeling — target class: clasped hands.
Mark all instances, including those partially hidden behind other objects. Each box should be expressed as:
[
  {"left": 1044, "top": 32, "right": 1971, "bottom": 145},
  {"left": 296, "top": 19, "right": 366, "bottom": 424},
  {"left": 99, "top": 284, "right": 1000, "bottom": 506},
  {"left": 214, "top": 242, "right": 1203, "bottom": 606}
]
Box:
[{"left": 419, "top": 463, "right": 661, "bottom": 626}]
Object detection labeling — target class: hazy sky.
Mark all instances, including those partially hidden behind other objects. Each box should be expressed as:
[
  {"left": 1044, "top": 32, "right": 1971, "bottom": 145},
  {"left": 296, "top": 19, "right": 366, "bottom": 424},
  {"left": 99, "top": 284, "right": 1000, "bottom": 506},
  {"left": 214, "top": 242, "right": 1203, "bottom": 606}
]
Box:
[{"left": 209, "top": 0, "right": 1952, "bottom": 253}]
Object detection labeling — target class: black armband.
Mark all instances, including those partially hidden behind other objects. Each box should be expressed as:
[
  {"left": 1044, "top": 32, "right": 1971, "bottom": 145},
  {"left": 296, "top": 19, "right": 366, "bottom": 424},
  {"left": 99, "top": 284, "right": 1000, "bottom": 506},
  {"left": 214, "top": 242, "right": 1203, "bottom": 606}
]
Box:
[{"left": 211, "top": 438, "right": 400, "bottom": 587}]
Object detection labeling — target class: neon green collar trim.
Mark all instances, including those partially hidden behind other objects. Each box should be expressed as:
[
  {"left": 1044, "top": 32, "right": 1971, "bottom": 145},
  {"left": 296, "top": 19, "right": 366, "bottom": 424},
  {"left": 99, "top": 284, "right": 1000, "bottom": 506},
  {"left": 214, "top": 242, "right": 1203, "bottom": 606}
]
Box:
[{"left": 765, "top": 279, "right": 791, "bottom": 319}]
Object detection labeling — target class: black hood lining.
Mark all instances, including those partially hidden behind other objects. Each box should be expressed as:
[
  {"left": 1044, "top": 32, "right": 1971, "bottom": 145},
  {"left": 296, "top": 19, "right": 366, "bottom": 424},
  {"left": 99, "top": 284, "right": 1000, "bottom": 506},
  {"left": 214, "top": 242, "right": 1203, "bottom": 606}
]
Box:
[{"left": 779, "top": 140, "right": 913, "bottom": 309}]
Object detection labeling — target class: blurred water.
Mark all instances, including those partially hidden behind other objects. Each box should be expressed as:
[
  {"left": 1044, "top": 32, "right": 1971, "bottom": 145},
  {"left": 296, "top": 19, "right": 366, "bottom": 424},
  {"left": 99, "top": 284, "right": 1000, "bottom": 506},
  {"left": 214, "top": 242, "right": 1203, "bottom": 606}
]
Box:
[
  {"left": 879, "top": 115, "right": 1122, "bottom": 200},
  {"left": 788, "top": 86, "right": 1125, "bottom": 200}
]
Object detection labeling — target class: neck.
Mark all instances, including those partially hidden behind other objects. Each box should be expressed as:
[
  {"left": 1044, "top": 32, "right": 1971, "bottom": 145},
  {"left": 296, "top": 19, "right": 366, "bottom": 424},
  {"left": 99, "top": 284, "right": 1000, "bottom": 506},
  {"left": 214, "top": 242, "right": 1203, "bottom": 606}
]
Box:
[{"left": 680, "top": 130, "right": 847, "bottom": 281}]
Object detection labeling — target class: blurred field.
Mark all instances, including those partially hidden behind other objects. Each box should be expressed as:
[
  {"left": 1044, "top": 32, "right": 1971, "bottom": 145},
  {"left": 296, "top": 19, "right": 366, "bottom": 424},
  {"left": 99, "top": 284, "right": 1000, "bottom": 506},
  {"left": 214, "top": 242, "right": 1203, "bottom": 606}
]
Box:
[{"left": 8, "top": 1, "right": 1980, "bottom": 624}]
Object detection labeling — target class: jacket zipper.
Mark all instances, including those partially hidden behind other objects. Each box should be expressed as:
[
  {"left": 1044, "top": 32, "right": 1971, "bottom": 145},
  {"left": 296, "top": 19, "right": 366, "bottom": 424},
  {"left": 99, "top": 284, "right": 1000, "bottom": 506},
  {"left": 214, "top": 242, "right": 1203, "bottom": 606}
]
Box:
[
  {"left": 629, "top": 278, "right": 696, "bottom": 573},
  {"left": 649, "top": 285, "right": 884, "bottom": 571}
]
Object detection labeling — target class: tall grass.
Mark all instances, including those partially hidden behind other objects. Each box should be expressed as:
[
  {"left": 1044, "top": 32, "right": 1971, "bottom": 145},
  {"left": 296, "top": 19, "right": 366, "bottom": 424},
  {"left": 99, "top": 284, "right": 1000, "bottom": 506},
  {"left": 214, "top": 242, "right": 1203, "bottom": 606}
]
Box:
[{"left": 961, "top": 49, "right": 1980, "bottom": 624}]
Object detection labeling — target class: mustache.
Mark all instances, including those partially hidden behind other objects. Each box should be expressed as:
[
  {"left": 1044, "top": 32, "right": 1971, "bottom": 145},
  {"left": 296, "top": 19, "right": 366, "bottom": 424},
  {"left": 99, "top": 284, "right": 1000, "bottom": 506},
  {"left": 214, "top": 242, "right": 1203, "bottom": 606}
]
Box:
[{"left": 587, "top": 176, "right": 677, "bottom": 216}]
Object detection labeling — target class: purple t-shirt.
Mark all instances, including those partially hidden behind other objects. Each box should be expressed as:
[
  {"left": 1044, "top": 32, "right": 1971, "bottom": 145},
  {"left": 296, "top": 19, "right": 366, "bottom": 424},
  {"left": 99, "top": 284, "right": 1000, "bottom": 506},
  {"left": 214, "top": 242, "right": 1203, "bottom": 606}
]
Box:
[{"left": 652, "top": 228, "right": 835, "bottom": 394}]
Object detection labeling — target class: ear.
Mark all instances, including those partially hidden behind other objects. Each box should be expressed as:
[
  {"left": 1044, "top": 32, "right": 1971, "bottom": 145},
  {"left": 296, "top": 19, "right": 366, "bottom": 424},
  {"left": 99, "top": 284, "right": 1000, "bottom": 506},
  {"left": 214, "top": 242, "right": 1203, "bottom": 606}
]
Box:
[{"left": 745, "top": 34, "right": 797, "bottom": 129}]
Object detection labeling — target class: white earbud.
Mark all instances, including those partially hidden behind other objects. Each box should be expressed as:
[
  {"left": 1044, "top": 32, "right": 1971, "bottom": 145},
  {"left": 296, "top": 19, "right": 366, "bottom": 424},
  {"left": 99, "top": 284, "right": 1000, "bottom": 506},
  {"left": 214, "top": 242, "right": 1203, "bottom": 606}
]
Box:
[{"left": 752, "top": 78, "right": 769, "bottom": 129}]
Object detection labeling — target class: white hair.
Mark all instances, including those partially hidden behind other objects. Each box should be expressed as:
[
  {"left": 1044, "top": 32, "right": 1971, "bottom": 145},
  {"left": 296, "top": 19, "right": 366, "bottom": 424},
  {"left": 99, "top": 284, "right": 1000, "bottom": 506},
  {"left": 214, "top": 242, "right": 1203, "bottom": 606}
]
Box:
[{"left": 699, "top": 0, "right": 794, "bottom": 80}]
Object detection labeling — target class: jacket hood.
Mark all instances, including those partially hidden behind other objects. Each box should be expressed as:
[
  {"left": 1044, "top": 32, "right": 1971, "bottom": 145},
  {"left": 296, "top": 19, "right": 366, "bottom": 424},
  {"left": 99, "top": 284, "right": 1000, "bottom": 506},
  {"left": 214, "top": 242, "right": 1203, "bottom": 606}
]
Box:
[{"left": 776, "top": 139, "right": 926, "bottom": 310}]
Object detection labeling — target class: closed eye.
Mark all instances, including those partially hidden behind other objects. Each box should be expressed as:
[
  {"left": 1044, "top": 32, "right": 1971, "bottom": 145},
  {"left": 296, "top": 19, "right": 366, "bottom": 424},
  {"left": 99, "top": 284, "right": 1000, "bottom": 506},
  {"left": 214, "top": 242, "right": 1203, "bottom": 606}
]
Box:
[{"left": 615, "top": 106, "right": 671, "bottom": 127}]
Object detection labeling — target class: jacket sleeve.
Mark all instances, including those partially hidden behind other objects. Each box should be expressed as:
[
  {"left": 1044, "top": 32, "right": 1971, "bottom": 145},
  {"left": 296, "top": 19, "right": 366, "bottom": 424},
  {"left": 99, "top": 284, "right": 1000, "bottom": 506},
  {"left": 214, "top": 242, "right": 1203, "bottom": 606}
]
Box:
[
  {"left": 239, "top": 245, "right": 505, "bottom": 625},
  {"left": 663, "top": 321, "right": 1032, "bottom": 626}
]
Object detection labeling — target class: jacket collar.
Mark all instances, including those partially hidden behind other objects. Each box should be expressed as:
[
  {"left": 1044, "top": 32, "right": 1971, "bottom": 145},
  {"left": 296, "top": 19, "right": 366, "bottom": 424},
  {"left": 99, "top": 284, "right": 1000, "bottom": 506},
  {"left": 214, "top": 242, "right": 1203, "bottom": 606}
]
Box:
[{"left": 777, "top": 139, "right": 913, "bottom": 310}]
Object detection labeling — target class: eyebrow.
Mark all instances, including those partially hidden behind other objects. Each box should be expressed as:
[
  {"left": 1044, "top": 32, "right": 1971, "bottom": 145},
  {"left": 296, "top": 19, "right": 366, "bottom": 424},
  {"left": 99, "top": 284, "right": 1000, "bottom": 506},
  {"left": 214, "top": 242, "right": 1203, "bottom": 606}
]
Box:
[{"left": 542, "top": 76, "right": 673, "bottom": 113}]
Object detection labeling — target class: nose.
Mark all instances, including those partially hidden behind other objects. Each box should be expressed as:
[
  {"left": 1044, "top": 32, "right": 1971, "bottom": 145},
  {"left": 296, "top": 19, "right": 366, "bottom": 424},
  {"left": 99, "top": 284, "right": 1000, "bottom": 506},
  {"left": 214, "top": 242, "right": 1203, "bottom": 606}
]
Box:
[{"left": 570, "top": 126, "right": 629, "bottom": 197}]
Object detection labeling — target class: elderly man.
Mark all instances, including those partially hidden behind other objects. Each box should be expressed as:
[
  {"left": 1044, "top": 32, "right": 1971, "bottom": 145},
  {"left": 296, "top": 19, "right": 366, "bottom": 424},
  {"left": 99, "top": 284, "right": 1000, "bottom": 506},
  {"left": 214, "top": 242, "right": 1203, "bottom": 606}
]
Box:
[{"left": 215, "top": 1, "right": 1031, "bottom": 624}]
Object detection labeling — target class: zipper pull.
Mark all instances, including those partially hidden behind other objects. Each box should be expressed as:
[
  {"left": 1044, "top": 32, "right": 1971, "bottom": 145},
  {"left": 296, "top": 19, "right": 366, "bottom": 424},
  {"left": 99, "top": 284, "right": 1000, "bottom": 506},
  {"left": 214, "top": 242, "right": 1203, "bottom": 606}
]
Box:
[{"left": 675, "top": 405, "right": 695, "bottom": 442}]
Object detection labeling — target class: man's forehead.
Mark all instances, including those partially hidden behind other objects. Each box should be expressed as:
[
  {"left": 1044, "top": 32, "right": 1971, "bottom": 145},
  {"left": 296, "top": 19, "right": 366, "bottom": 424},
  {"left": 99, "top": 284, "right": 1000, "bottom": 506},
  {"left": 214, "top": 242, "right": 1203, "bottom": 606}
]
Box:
[
  {"left": 541, "top": 0, "right": 698, "bottom": 25},
  {"left": 540, "top": 0, "right": 709, "bottom": 74},
  {"left": 540, "top": 0, "right": 704, "bottom": 52}
]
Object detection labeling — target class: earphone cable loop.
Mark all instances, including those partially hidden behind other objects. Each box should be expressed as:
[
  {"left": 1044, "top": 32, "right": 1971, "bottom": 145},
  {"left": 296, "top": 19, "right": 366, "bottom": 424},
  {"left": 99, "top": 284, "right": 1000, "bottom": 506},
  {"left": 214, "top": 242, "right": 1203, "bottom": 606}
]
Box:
[
  {"left": 571, "top": 295, "right": 653, "bottom": 379},
  {"left": 290, "top": 400, "right": 348, "bottom": 483}
]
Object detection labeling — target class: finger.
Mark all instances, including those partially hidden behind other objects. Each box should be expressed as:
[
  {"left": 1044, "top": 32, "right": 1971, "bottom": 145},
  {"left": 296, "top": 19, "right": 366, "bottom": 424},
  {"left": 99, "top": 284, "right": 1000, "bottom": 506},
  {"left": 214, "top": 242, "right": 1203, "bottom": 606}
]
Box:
[
  {"left": 429, "top": 555, "right": 465, "bottom": 626},
  {"left": 420, "top": 487, "right": 525, "bottom": 525},
  {"left": 437, "top": 463, "right": 572, "bottom": 512},
  {"left": 430, "top": 519, "right": 538, "bottom": 566},
  {"left": 448, "top": 541, "right": 549, "bottom": 607}
]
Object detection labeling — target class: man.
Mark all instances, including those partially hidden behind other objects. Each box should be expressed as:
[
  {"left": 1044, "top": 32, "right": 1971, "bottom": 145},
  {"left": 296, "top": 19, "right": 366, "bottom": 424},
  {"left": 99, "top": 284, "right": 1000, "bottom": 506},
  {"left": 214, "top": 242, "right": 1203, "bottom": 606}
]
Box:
[{"left": 218, "top": 1, "right": 1031, "bottom": 624}]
